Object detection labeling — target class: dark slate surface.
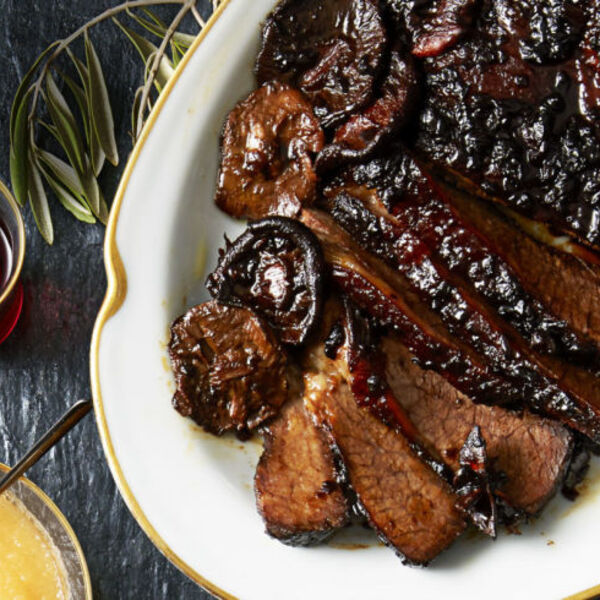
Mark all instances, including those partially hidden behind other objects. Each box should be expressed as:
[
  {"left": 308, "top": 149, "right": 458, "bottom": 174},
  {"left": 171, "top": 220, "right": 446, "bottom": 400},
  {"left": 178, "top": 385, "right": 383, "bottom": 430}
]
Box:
[{"left": 0, "top": 2, "right": 215, "bottom": 598}]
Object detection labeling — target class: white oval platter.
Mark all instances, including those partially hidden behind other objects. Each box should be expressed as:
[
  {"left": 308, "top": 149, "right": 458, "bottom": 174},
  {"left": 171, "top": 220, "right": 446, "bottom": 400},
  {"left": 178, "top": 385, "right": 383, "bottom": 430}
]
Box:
[{"left": 91, "top": 1, "right": 600, "bottom": 598}]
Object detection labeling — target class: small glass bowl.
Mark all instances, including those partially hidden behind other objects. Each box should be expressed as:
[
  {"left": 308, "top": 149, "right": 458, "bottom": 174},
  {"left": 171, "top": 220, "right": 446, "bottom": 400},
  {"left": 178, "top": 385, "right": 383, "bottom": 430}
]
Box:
[
  {"left": 0, "top": 464, "right": 92, "bottom": 599},
  {"left": 0, "top": 179, "right": 25, "bottom": 344}
]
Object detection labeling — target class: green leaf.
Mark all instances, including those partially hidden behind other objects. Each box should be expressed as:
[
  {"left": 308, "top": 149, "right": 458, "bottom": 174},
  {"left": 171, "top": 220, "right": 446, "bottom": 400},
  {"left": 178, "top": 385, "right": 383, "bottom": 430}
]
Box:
[
  {"left": 10, "top": 41, "right": 59, "bottom": 145},
  {"left": 97, "top": 186, "right": 109, "bottom": 225},
  {"left": 128, "top": 8, "right": 196, "bottom": 49},
  {"left": 9, "top": 87, "right": 33, "bottom": 207},
  {"left": 113, "top": 18, "right": 174, "bottom": 90},
  {"left": 80, "top": 155, "right": 102, "bottom": 219},
  {"left": 28, "top": 157, "right": 54, "bottom": 244},
  {"left": 60, "top": 71, "right": 90, "bottom": 138},
  {"left": 65, "top": 51, "right": 105, "bottom": 176},
  {"left": 85, "top": 32, "right": 118, "bottom": 166},
  {"left": 45, "top": 73, "right": 86, "bottom": 174},
  {"left": 37, "top": 149, "right": 85, "bottom": 198},
  {"left": 38, "top": 163, "right": 95, "bottom": 224}
]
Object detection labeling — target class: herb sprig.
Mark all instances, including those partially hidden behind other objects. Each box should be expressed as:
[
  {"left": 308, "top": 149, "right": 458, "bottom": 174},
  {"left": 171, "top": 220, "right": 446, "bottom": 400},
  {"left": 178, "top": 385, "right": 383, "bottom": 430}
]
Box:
[{"left": 9, "top": 0, "right": 222, "bottom": 244}]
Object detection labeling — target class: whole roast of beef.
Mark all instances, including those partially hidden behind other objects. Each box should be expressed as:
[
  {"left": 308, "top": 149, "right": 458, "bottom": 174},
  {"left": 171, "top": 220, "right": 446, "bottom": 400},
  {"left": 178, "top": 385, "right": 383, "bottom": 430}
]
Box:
[{"left": 168, "top": 0, "right": 600, "bottom": 567}]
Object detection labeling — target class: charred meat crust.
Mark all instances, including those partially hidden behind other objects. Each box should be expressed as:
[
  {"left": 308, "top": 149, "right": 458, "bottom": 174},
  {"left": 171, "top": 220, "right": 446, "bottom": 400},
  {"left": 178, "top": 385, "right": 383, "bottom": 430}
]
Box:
[
  {"left": 255, "top": 378, "right": 350, "bottom": 546},
  {"left": 168, "top": 301, "right": 288, "bottom": 437},
  {"left": 301, "top": 208, "right": 600, "bottom": 442},
  {"left": 323, "top": 151, "right": 600, "bottom": 372},
  {"left": 383, "top": 337, "right": 574, "bottom": 515},
  {"left": 443, "top": 186, "right": 600, "bottom": 347},
  {"left": 414, "top": 0, "right": 600, "bottom": 253}
]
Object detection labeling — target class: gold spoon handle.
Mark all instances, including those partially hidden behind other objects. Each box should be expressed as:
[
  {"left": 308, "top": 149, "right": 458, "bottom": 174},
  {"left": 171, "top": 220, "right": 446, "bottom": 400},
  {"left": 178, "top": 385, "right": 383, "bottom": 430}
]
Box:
[{"left": 0, "top": 399, "right": 93, "bottom": 495}]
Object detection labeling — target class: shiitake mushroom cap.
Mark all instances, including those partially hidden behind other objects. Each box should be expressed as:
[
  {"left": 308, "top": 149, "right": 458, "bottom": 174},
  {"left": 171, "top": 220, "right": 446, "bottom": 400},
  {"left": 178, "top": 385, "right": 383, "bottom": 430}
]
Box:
[
  {"left": 255, "top": 0, "right": 387, "bottom": 129},
  {"left": 169, "top": 301, "right": 289, "bottom": 438},
  {"left": 216, "top": 81, "right": 324, "bottom": 221},
  {"left": 207, "top": 217, "right": 325, "bottom": 346}
]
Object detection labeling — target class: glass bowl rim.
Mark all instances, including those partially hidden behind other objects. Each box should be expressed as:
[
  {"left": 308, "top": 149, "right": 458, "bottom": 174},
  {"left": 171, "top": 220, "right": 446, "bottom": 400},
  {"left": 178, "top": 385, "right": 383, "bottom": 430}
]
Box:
[
  {"left": 0, "top": 179, "right": 26, "bottom": 307},
  {"left": 0, "top": 463, "right": 93, "bottom": 599}
]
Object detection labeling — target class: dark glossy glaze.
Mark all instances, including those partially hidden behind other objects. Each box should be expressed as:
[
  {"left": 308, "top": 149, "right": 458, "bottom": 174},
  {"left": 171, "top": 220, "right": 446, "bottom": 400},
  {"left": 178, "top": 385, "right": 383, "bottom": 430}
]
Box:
[
  {"left": 256, "top": 0, "right": 387, "bottom": 129},
  {"left": 168, "top": 301, "right": 288, "bottom": 438},
  {"left": 414, "top": 0, "right": 600, "bottom": 251},
  {"left": 325, "top": 152, "right": 600, "bottom": 372},
  {"left": 207, "top": 217, "right": 325, "bottom": 346},
  {"left": 216, "top": 82, "right": 324, "bottom": 221}
]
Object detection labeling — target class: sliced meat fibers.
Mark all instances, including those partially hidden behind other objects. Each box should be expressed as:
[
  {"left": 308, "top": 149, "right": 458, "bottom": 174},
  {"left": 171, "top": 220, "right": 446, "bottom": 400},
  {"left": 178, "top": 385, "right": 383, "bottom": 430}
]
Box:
[
  {"left": 414, "top": 0, "right": 600, "bottom": 254},
  {"left": 444, "top": 186, "right": 600, "bottom": 348},
  {"left": 322, "top": 153, "right": 600, "bottom": 440},
  {"left": 303, "top": 343, "right": 466, "bottom": 564},
  {"left": 300, "top": 208, "right": 600, "bottom": 443},
  {"left": 324, "top": 151, "right": 600, "bottom": 372},
  {"left": 255, "top": 371, "right": 350, "bottom": 545},
  {"left": 383, "top": 337, "right": 573, "bottom": 515}
]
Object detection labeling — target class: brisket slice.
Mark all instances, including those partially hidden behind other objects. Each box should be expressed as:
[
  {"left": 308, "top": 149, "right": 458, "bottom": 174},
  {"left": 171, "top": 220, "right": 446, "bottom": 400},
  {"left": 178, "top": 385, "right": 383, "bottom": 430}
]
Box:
[
  {"left": 445, "top": 186, "right": 600, "bottom": 347},
  {"left": 383, "top": 337, "right": 573, "bottom": 515},
  {"left": 413, "top": 0, "right": 600, "bottom": 254},
  {"left": 300, "top": 208, "right": 600, "bottom": 443},
  {"left": 303, "top": 343, "right": 466, "bottom": 564},
  {"left": 323, "top": 151, "right": 600, "bottom": 372},
  {"left": 255, "top": 371, "right": 350, "bottom": 546}
]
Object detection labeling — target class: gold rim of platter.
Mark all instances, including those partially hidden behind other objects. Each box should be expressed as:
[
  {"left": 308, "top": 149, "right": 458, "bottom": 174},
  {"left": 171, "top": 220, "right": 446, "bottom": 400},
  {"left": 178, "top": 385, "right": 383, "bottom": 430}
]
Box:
[
  {"left": 89, "top": 1, "right": 238, "bottom": 598},
  {"left": 0, "top": 179, "right": 26, "bottom": 307}
]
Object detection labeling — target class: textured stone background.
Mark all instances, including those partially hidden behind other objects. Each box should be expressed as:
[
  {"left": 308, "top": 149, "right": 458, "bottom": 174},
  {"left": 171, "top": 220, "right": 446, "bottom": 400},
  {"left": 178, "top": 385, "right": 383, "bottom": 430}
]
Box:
[{"left": 0, "top": 2, "right": 215, "bottom": 598}]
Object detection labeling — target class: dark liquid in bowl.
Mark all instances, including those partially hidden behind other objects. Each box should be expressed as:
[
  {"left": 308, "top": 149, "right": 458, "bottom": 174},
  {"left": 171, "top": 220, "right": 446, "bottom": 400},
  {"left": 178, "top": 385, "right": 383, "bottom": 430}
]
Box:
[{"left": 0, "top": 222, "right": 13, "bottom": 292}]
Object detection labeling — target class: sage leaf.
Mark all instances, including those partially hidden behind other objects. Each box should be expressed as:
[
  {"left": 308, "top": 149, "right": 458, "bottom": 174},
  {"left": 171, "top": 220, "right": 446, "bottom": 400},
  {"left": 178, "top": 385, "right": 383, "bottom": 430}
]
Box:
[
  {"left": 60, "top": 71, "right": 90, "bottom": 140},
  {"left": 39, "top": 163, "right": 95, "bottom": 224},
  {"left": 113, "top": 19, "right": 174, "bottom": 90},
  {"left": 9, "top": 87, "right": 33, "bottom": 207},
  {"left": 97, "top": 186, "right": 109, "bottom": 225},
  {"left": 80, "top": 156, "right": 101, "bottom": 218},
  {"left": 37, "top": 149, "right": 85, "bottom": 198},
  {"left": 130, "top": 8, "right": 196, "bottom": 50},
  {"left": 65, "top": 52, "right": 106, "bottom": 176},
  {"left": 28, "top": 158, "right": 54, "bottom": 244},
  {"left": 10, "top": 41, "right": 59, "bottom": 144},
  {"left": 45, "top": 73, "right": 86, "bottom": 174},
  {"left": 85, "top": 32, "right": 118, "bottom": 166}
]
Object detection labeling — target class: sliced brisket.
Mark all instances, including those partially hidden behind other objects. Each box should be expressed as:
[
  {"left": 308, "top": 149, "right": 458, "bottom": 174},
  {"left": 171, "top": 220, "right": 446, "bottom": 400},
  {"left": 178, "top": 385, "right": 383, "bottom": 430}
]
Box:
[
  {"left": 255, "top": 370, "right": 350, "bottom": 545},
  {"left": 414, "top": 0, "right": 600, "bottom": 255},
  {"left": 383, "top": 337, "right": 573, "bottom": 515},
  {"left": 445, "top": 187, "right": 600, "bottom": 347},
  {"left": 301, "top": 208, "right": 600, "bottom": 443},
  {"left": 303, "top": 342, "right": 466, "bottom": 564}
]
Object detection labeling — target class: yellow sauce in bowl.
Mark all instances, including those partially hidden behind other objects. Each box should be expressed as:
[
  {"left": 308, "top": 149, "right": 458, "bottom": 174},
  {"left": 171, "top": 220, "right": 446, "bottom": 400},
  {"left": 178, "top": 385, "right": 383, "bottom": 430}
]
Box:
[{"left": 0, "top": 492, "right": 69, "bottom": 599}]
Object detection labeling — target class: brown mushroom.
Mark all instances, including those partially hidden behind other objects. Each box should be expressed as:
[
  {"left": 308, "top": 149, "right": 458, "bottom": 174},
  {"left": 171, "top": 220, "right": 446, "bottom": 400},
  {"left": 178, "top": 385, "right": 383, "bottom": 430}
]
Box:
[
  {"left": 169, "top": 301, "right": 288, "bottom": 438},
  {"left": 207, "top": 218, "right": 325, "bottom": 346},
  {"left": 255, "top": 0, "right": 387, "bottom": 129},
  {"left": 316, "top": 46, "right": 420, "bottom": 172},
  {"left": 216, "top": 82, "right": 324, "bottom": 221}
]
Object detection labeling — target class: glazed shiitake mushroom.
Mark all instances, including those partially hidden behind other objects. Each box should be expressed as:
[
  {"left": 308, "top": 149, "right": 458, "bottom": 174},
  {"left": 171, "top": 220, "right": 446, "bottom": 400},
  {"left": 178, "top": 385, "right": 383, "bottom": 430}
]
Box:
[
  {"left": 316, "top": 46, "right": 420, "bottom": 172},
  {"left": 255, "top": 0, "right": 387, "bottom": 129},
  {"left": 216, "top": 82, "right": 324, "bottom": 221},
  {"left": 169, "top": 301, "right": 288, "bottom": 438},
  {"left": 207, "top": 217, "right": 325, "bottom": 346}
]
